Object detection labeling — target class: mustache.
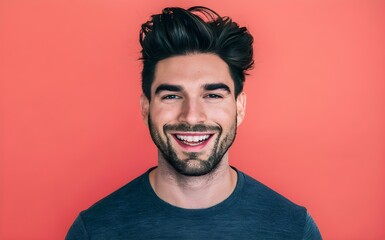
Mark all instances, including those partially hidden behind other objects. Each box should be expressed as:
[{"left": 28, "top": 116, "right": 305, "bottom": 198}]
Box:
[{"left": 164, "top": 123, "right": 220, "bottom": 132}]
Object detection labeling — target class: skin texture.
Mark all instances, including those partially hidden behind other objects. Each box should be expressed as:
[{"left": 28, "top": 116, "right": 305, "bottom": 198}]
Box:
[{"left": 140, "top": 53, "right": 246, "bottom": 208}]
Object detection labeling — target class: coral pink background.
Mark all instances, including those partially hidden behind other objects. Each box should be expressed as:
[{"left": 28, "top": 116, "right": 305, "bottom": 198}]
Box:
[{"left": 1, "top": 0, "right": 384, "bottom": 239}]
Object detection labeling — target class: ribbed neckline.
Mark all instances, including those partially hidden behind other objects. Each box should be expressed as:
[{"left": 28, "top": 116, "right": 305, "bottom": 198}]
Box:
[{"left": 141, "top": 166, "right": 245, "bottom": 219}]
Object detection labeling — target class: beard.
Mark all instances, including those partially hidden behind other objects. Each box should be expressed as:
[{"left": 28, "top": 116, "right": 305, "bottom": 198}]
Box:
[{"left": 148, "top": 114, "right": 237, "bottom": 176}]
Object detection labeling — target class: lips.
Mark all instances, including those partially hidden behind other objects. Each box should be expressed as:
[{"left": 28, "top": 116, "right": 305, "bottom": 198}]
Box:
[{"left": 172, "top": 133, "right": 213, "bottom": 149}]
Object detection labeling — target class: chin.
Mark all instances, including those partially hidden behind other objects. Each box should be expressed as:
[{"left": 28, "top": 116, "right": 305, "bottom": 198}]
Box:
[{"left": 168, "top": 157, "right": 222, "bottom": 177}]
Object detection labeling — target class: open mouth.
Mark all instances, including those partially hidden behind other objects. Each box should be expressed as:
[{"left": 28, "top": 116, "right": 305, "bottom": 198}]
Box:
[{"left": 172, "top": 133, "right": 213, "bottom": 148}]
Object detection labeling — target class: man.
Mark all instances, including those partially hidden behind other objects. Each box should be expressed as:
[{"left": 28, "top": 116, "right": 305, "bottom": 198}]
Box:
[{"left": 66, "top": 6, "right": 322, "bottom": 239}]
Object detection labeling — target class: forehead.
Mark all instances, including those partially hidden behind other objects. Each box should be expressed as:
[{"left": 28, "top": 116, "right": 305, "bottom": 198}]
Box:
[{"left": 152, "top": 53, "right": 234, "bottom": 91}]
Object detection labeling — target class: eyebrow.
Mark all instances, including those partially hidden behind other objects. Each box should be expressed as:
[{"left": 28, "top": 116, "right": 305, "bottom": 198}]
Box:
[
  {"left": 155, "top": 84, "right": 183, "bottom": 95},
  {"left": 154, "top": 83, "right": 231, "bottom": 95},
  {"left": 203, "top": 83, "right": 231, "bottom": 93}
]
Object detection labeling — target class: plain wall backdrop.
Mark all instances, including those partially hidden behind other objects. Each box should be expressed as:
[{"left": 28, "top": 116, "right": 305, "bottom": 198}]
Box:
[{"left": 1, "top": 0, "right": 384, "bottom": 239}]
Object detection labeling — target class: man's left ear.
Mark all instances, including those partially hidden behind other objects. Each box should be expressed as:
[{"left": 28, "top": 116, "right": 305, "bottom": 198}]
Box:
[{"left": 236, "top": 92, "right": 246, "bottom": 126}]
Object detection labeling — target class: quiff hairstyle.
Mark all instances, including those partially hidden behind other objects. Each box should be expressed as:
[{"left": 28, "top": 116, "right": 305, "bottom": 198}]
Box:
[{"left": 139, "top": 6, "right": 254, "bottom": 100}]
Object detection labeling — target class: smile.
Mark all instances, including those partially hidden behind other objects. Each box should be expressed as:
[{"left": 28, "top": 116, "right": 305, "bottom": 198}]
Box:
[
  {"left": 172, "top": 133, "right": 213, "bottom": 148},
  {"left": 175, "top": 134, "right": 210, "bottom": 145}
]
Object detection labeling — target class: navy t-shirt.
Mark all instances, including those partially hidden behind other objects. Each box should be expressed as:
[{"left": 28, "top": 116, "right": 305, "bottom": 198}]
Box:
[{"left": 66, "top": 168, "right": 322, "bottom": 239}]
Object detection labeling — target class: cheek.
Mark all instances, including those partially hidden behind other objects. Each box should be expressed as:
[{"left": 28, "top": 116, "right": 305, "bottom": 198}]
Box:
[
  {"left": 206, "top": 103, "right": 237, "bottom": 125},
  {"left": 150, "top": 105, "right": 180, "bottom": 126}
]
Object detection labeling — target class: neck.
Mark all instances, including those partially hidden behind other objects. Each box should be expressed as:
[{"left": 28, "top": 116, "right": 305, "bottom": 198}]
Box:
[{"left": 149, "top": 153, "right": 237, "bottom": 209}]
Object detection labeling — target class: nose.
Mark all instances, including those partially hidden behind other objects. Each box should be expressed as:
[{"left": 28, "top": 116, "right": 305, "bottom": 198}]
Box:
[{"left": 178, "top": 98, "right": 207, "bottom": 125}]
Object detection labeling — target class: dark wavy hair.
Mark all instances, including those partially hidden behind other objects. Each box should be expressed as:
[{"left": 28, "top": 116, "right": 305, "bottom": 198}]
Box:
[{"left": 139, "top": 6, "right": 254, "bottom": 100}]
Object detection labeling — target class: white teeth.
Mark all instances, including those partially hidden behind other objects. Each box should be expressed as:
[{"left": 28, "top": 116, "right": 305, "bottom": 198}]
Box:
[{"left": 176, "top": 134, "right": 210, "bottom": 143}]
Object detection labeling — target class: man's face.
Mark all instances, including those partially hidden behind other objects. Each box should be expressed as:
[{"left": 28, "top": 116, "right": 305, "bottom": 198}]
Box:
[{"left": 141, "top": 53, "right": 246, "bottom": 176}]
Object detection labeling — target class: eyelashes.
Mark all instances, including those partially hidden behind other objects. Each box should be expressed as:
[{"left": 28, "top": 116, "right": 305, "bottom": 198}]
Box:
[{"left": 160, "top": 93, "right": 224, "bottom": 102}]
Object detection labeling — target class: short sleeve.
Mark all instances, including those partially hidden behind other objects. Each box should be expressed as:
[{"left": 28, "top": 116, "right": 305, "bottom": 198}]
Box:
[{"left": 65, "top": 214, "right": 89, "bottom": 240}]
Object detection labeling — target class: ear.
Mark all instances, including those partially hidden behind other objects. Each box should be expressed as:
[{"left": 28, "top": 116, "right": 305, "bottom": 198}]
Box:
[
  {"left": 140, "top": 94, "right": 150, "bottom": 126},
  {"left": 236, "top": 92, "right": 246, "bottom": 126}
]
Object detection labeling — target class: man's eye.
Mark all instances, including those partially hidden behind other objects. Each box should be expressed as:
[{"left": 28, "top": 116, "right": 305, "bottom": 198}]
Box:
[
  {"left": 206, "top": 94, "right": 222, "bottom": 99},
  {"left": 162, "top": 95, "right": 181, "bottom": 100}
]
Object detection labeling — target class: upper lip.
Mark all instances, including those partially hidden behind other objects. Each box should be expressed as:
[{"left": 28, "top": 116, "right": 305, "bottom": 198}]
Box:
[{"left": 171, "top": 132, "right": 213, "bottom": 135}]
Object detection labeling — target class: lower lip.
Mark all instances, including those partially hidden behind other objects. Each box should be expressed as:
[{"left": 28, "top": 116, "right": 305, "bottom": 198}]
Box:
[{"left": 172, "top": 135, "right": 212, "bottom": 151}]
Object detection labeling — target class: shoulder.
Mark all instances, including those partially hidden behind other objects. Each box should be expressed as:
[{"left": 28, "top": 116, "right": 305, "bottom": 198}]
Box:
[
  {"left": 240, "top": 171, "right": 305, "bottom": 210},
  {"left": 237, "top": 170, "right": 308, "bottom": 233},
  {"left": 66, "top": 171, "right": 154, "bottom": 238},
  {"left": 80, "top": 171, "right": 150, "bottom": 222}
]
